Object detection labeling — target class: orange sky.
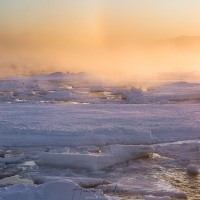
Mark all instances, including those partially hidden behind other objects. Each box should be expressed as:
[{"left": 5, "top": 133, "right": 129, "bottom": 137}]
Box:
[{"left": 1, "top": 0, "right": 200, "bottom": 80}]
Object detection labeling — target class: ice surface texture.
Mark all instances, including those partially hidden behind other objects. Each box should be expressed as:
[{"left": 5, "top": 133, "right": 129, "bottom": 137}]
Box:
[{"left": 1, "top": 104, "right": 200, "bottom": 147}]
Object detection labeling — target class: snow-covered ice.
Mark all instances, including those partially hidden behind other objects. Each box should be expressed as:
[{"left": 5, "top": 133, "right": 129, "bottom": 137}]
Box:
[
  {"left": 44, "top": 90, "right": 71, "bottom": 101},
  {"left": 98, "top": 178, "right": 187, "bottom": 199},
  {"left": 0, "top": 73, "right": 200, "bottom": 200},
  {"left": 0, "top": 180, "right": 109, "bottom": 200},
  {"left": 1, "top": 72, "right": 200, "bottom": 104},
  {"left": 0, "top": 149, "right": 5, "bottom": 157},
  {"left": 37, "top": 145, "right": 154, "bottom": 171},
  {"left": 0, "top": 156, "right": 24, "bottom": 164},
  {"left": 144, "top": 195, "right": 172, "bottom": 200},
  {"left": 121, "top": 87, "right": 147, "bottom": 104},
  {"left": 31, "top": 176, "right": 111, "bottom": 188},
  {"left": 187, "top": 163, "right": 199, "bottom": 175}
]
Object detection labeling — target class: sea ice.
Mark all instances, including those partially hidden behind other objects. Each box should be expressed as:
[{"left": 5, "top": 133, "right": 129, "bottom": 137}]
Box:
[
  {"left": 37, "top": 145, "right": 154, "bottom": 171},
  {"left": 0, "top": 180, "right": 109, "bottom": 200},
  {"left": 49, "top": 147, "right": 70, "bottom": 154},
  {"left": 13, "top": 89, "right": 35, "bottom": 97},
  {"left": 38, "top": 89, "right": 48, "bottom": 95},
  {"left": 144, "top": 195, "right": 172, "bottom": 200},
  {"left": 187, "top": 163, "right": 199, "bottom": 175},
  {"left": 0, "top": 149, "right": 5, "bottom": 157},
  {"left": 89, "top": 85, "right": 105, "bottom": 92},
  {"left": 44, "top": 90, "right": 71, "bottom": 101},
  {"left": 98, "top": 178, "right": 186, "bottom": 199},
  {"left": 0, "top": 156, "right": 24, "bottom": 164},
  {"left": 122, "top": 87, "right": 147, "bottom": 104},
  {"left": 32, "top": 175, "right": 111, "bottom": 188}
]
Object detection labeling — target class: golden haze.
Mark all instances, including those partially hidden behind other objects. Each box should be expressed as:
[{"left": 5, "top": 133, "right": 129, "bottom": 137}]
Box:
[{"left": 1, "top": 1, "right": 200, "bottom": 81}]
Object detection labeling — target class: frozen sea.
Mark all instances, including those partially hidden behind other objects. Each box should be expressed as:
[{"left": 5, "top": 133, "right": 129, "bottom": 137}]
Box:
[{"left": 0, "top": 72, "right": 199, "bottom": 200}]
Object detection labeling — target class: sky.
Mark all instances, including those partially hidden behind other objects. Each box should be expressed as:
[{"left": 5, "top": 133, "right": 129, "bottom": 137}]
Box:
[{"left": 1, "top": 0, "right": 200, "bottom": 80}]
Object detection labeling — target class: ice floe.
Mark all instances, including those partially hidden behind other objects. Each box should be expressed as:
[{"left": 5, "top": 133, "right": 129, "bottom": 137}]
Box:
[
  {"left": 144, "top": 195, "right": 172, "bottom": 200},
  {"left": 0, "top": 156, "right": 24, "bottom": 164},
  {"left": 44, "top": 90, "right": 71, "bottom": 101},
  {"left": 32, "top": 175, "right": 111, "bottom": 188},
  {"left": 98, "top": 178, "right": 186, "bottom": 199},
  {"left": 0, "top": 180, "right": 109, "bottom": 200},
  {"left": 187, "top": 163, "right": 199, "bottom": 175},
  {"left": 122, "top": 87, "right": 147, "bottom": 104},
  {"left": 37, "top": 145, "right": 154, "bottom": 171},
  {"left": 0, "top": 149, "right": 5, "bottom": 157},
  {"left": 13, "top": 89, "right": 35, "bottom": 97}
]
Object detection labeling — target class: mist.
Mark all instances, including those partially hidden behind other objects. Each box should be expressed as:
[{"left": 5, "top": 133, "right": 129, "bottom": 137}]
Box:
[
  {"left": 1, "top": 1, "right": 200, "bottom": 81},
  {"left": 1, "top": 37, "right": 200, "bottom": 82}
]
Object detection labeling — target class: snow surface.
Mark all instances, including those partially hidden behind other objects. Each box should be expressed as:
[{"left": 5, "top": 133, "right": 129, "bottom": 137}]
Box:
[{"left": 1, "top": 104, "right": 200, "bottom": 147}]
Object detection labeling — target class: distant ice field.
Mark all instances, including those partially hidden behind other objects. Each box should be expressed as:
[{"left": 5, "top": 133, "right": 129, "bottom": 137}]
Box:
[
  {"left": 1, "top": 72, "right": 200, "bottom": 104},
  {"left": 0, "top": 103, "right": 200, "bottom": 147}
]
